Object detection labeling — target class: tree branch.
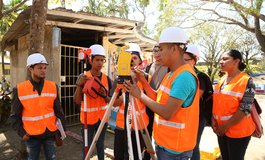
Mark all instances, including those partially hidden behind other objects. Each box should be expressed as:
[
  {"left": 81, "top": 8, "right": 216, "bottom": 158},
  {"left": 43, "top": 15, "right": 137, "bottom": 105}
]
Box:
[
  {"left": 201, "top": 0, "right": 265, "bottom": 22},
  {"left": 0, "top": 0, "right": 3, "bottom": 19},
  {"left": 2, "top": 0, "right": 28, "bottom": 18},
  {"left": 233, "top": 4, "right": 248, "bottom": 26},
  {"left": 200, "top": 8, "right": 255, "bottom": 33}
]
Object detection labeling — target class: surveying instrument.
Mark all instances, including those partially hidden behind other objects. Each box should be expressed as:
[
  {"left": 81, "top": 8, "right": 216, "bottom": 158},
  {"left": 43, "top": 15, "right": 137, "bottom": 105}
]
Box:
[{"left": 84, "top": 46, "right": 157, "bottom": 160}]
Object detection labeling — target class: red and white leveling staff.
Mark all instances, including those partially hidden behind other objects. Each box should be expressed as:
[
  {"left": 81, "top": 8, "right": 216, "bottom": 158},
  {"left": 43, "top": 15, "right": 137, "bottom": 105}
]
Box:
[{"left": 78, "top": 48, "right": 92, "bottom": 155}]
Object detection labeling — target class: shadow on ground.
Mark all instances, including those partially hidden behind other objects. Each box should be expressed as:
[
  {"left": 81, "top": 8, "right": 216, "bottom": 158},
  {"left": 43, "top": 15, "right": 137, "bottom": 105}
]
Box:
[{"left": 0, "top": 124, "right": 114, "bottom": 160}]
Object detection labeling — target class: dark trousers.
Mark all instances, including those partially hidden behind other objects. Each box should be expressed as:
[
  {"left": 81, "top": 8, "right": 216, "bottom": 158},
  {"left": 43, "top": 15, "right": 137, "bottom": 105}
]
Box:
[
  {"left": 114, "top": 128, "right": 145, "bottom": 160},
  {"left": 217, "top": 134, "right": 251, "bottom": 160},
  {"left": 81, "top": 120, "right": 107, "bottom": 160}
]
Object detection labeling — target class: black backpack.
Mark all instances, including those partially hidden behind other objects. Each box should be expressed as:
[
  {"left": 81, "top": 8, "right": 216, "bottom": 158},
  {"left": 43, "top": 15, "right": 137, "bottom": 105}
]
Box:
[{"left": 195, "top": 69, "right": 213, "bottom": 126}]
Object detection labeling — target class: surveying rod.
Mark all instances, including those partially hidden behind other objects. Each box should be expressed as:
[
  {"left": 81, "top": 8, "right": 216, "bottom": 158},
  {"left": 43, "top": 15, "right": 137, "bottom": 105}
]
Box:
[
  {"left": 85, "top": 46, "right": 132, "bottom": 159},
  {"left": 85, "top": 90, "right": 119, "bottom": 159},
  {"left": 78, "top": 48, "right": 91, "bottom": 155}
]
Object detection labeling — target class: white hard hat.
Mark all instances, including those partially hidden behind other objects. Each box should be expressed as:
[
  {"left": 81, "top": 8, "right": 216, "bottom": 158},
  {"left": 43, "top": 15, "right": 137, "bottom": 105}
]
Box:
[
  {"left": 125, "top": 43, "right": 142, "bottom": 54},
  {"left": 186, "top": 44, "right": 200, "bottom": 59},
  {"left": 90, "top": 44, "right": 105, "bottom": 57},
  {"left": 26, "top": 53, "right": 48, "bottom": 67},
  {"left": 159, "top": 27, "right": 188, "bottom": 44}
]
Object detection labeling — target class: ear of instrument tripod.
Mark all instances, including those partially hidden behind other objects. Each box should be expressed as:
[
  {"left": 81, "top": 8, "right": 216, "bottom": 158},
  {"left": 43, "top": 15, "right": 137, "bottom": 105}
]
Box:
[{"left": 117, "top": 46, "right": 132, "bottom": 84}]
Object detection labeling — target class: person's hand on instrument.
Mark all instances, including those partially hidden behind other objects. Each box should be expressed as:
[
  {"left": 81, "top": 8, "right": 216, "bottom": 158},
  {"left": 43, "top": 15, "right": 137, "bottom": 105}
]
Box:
[
  {"left": 76, "top": 73, "right": 88, "bottom": 87},
  {"left": 131, "top": 66, "right": 146, "bottom": 83},
  {"left": 123, "top": 80, "right": 142, "bottom": 99}
]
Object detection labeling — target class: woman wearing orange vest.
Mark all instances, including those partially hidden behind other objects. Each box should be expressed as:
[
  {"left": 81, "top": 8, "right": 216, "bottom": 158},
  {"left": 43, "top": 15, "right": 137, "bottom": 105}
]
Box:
[
  {"left": 113, "top": 43, "right": 149, "bottom": 160},
  {"left": 212, "top": 49, "right": 256, "bottom": 160},
  {"left": 10, "top": 53, "right": 65, "bottom": 160},
  {"left": 124, "top": 27, "right": 200, "bottom": 160},
  {"left": 74, "top": 44, "right": 113, "bottom": 160}
]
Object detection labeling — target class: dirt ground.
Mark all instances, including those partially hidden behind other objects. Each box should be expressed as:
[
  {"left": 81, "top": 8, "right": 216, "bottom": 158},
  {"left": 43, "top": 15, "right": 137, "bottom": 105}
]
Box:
[{"left": 0, "top": 95, "right": 264, "bottom": 160}]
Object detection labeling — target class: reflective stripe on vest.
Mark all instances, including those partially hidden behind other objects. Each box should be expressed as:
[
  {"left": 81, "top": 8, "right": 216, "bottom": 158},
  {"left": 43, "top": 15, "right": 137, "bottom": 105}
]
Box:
[
  {"left": 22, "top": 112, "right": 55, "bottom": 121},
  {"left": 19, "top": 93, "right": 56, "bottom": 100},
  {"left": 154, "top": 116, "right": 185, "bottom": 129},
  {"left": 154, "top": 64, "right": 200, "bottom": 152},
  {"left": 119, "top": 108, "right": 145, "bottom": 116},
  {"left": 213, "top": 72, "right": 256, "bottom": 138},
  {"left": 213, "top": 90, "right": 243, "bottom": 97},
  {"left": 116, "top": 82, "right": 149, "bottom": 130},
  {"left": 214, "top": 114, "right": 250, "bottom": 121},
  {"left": 159, "top": 85, "right": 170, "bottom": 95},
  {"left": 17, "top": 80, "right": 57, "bottom": 135},
  {"left": 80, "top": 105, "right": 108, "bottom": 112},
  {"left": 80, "top": 71, "right": 109, "bottom": 124}
]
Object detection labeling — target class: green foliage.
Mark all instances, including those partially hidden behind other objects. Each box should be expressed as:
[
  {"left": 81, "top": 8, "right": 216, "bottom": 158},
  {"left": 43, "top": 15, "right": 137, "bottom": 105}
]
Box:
[
  {"left": 83, "top": 0, "right": 129, "bottom": 18},
  {"left": 155, "top": 0, "right": 179, "bottom": 40},
  {"left": 1, "top": 0, "right": 28, "bottom": 36}
]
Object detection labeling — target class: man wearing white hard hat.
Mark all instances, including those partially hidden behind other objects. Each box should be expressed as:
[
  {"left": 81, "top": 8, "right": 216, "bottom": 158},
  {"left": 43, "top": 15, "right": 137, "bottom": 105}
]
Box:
[
  {"left": 184, "top": 45, "right": 213, "bottom": 160},
  {"left": 10, "top": 53, "right": 65, "bottom": 160},
  {"left": 74, "top": 44, "right": 113, "bottom": 160},
  {"left": 124, "top": 27, "right": 200, "bottom": 159}
]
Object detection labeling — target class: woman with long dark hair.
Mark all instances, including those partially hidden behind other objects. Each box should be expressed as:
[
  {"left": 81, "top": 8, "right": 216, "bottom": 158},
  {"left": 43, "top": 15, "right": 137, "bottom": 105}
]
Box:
[{"left": 212, "top": 49, "right": 256, "bottom": 160}]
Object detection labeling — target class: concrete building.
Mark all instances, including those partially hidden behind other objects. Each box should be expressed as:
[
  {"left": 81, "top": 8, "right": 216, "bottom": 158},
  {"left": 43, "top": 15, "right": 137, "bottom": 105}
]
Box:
[{"left": 1, "top": 6, "right": 156, "bottom": 125}]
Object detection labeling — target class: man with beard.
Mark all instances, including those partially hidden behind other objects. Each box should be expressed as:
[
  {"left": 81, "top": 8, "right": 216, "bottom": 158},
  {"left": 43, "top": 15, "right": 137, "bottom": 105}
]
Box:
[{"left": 10, "top": 53, "right": 65, "bottom": 160}]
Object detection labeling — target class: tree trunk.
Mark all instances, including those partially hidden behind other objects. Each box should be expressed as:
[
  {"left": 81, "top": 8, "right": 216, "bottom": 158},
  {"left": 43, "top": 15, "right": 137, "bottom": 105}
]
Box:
[
  {"left": 28, "top": 0, "right": 48, "bottom": 54},
  {"left": 1, "top": 49, "right": 5, "bottom": 76},
  {"left": 254, "top": 17, "right": 265, "bottom": 54}
]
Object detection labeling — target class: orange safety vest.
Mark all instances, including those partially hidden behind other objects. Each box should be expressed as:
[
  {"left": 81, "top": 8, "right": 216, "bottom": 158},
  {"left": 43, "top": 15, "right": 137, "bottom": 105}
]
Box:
[
  {"left": 80, "top": 71, "right": 109, "bottom": 124},
  {"left": 153, "top": 64, "right": 200, "bottom": 152},
  {"left": 17, "top": 80, "right": 57, "bottom": 136},
  {"left": 116, "top": 82, "right": 149, "bottom": 130},
  {"left": 213, "top": 72, "right": 255, "bottom": 138}
]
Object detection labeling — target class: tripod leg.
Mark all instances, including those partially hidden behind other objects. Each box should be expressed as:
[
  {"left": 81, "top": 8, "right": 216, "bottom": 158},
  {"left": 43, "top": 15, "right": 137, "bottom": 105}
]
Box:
[
  {"left": 133, "top": 97, "right": 157, "bottom": 160},
  {"left": 124, "top": 92, "right": 134, "bottom": 160},
  {"left": 130, "top": 96, "right": 143, "bottom": 160},
  {"left": 85, "top": 91, "right": 119, "bottom": 160}
]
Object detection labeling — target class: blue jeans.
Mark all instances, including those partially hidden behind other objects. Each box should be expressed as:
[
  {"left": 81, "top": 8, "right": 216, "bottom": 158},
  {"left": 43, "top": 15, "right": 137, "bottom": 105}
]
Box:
[
  {"left": 81, "top": 120, "right": 107, "bottom": 160},
  {"left": 25, "top": 137, "right": 56, "bottom": 160},
  {"left": 156, "top": 145, "right": 193, "bottom": 160},
  {"left": 191, "top": 117, "right": 206, "bottom": 160}
]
